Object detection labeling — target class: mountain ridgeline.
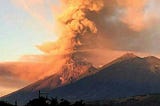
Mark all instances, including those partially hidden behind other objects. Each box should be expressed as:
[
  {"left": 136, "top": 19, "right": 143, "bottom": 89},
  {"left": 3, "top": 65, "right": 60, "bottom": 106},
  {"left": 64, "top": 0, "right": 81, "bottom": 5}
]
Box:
[{"left": 2, "top": 53, "right": 160, "bottom": 105}]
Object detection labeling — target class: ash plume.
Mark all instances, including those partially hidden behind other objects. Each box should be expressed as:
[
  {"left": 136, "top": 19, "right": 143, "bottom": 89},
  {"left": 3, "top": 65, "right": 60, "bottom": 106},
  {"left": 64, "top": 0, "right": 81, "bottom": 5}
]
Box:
[
  {"left": 37, "top": 0, "right": 106, "bottom": 84},
  {"left": 11, "top": 0, "right": 160, "bottom": 81}
]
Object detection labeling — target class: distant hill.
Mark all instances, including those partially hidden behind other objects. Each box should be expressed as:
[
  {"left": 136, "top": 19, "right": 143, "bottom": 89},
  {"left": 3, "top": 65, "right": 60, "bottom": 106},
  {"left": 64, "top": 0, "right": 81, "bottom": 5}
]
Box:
[{"left": 2, "top": 53, "right": 160, "bottom": 105}]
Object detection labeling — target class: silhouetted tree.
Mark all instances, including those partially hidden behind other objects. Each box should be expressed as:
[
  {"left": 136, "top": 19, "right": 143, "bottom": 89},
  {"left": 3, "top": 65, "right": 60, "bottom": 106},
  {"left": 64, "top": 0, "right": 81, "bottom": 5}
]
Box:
[
  {"left": 25, "top": 97, "right": 49, "bottom": 106},
  {"left": 0, "top": 101, "right": 14, "bottom": 106},
  {"left": 59, "top": 99, "right": 71, "bottom": 106},
  {"left": 73, "top": 100, "right": 85, "bottom": 106},
  {"left": 14, "top": 100, "right": 17, "bottom": 106},
  {"left": 1, "top": 95, "right": 87, "bottom": 106},
  {"left": 50, "top": 97, "right": 58, "bottom": 106}
]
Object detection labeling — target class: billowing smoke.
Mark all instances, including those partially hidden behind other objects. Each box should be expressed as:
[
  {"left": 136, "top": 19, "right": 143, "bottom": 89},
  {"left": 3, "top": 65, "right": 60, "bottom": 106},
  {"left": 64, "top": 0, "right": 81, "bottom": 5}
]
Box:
[
  {"left": 37, "top": 0, "right": 105, "bottom": 84},
  {"left": 99, "top": 0, "right": 160, "bottom": 54},
  {"left": 38, "top": 0, "right": 160, "bottom": 67},
  {"left": 116, "top": 0, "right": 147, "bottom": 31},
  {"left": 39, "top": 0, "right": 104, "bottom": 60},
  {"left": 10, "top": 0, "right": 160, "bottom": 81}
]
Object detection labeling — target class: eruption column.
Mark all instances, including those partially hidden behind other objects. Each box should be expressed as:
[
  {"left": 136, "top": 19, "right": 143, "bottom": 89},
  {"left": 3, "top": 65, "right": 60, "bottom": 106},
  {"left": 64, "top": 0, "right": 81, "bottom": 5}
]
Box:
[{"left": 38, "top": 0, "right": 104, "bottom": 84}]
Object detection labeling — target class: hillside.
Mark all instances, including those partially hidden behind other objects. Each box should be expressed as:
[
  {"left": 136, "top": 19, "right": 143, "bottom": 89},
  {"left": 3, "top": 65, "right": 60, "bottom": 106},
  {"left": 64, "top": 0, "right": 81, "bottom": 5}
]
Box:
[
  {"left": 3, "top": 53, "right": 160, "bottom": 105},
  {"left": 48, "top": 53, "right": 160, "bottom": 100}
]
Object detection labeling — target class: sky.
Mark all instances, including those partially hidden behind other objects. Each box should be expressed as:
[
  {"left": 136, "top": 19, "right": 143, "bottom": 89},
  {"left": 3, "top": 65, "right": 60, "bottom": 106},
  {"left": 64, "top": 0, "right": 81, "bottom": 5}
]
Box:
[
  {"left": 0, "top": 0, "right": 60, "bottom": 96},
  {"left": 0, "top": 0, "right": 58, "bottom": 61}
]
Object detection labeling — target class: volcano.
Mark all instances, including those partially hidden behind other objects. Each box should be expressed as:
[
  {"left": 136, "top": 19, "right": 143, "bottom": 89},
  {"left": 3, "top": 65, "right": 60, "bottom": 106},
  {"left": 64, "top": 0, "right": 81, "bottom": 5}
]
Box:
[
  {"left": 2, "top": 53, "right": 160, "bottom": 105},
  {"left": 1, "top": 59, "right": 97, "bottom": 105}
]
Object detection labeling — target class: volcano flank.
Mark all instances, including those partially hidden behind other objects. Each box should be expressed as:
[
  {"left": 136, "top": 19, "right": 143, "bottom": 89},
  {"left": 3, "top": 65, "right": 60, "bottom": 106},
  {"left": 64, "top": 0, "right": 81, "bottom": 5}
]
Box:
[{"left": 3, "top": 53, "right": 160, "bottom": 105}]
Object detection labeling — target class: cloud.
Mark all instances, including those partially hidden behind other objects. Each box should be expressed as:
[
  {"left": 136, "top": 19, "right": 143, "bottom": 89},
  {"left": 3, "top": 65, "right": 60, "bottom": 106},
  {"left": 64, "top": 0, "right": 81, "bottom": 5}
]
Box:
[
  {"left": 8, "top": 0, "right": 160, "bottom": 67},
  {"left": 116, "top": 0, "right": 147, "bottom": 31},
  {"left": 0, "top": 61, "right": 56, "bottom": 82},
  {"left": 10, "top": 0, "right": 160, "bottom": 55},
  {"left": 86, "top": 0, "right": 160, "bottom": 54},
  {"left": 0, "top": 65, "right": 28, "bottom": 90},
  {"left": 7, "top": 0, "right": 160, "bottom": 79}
]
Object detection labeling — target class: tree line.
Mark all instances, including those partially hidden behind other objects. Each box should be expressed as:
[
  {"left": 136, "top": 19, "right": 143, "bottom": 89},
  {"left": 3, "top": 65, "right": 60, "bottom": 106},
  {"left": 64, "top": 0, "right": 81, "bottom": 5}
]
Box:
[{"left": 0, "top": 97, "right": 85, "bottom": 106}]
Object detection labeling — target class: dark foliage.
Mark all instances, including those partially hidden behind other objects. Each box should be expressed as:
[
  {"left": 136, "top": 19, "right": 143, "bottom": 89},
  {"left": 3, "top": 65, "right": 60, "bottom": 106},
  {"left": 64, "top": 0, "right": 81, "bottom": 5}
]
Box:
[
  {"left": 73, "top": 100, "right": 85, "bottom": 106},
  {"left": 24, "top": 97, "right": 85, "bottom": 106},
  {"left": 86, "top": 94, "right": 160, "bottom": 106},
  {"left": 3, "top": 94, "right": 160, "bottom": 106},
  {"left": 50, "top": 97, "right": 58, "bottom": 106},
  {"left": 25, "top": 97, "right": 49, "bottom": 106},
  {"left": 59, "top": 99, "right": 71, "bottom": 106},
  {"left": 0, "top": 101, "right": 14, "bottom": 106}
]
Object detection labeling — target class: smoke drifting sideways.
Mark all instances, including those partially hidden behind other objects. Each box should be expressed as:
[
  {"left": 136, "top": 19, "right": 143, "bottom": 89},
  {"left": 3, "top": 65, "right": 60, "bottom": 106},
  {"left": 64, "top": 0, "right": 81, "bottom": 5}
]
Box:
[
  {"left": 10, "top": 0, "right": 160, "bottom": 81},
  {"left": 38, "top": 0, "right": 160, "bottom": 65}
]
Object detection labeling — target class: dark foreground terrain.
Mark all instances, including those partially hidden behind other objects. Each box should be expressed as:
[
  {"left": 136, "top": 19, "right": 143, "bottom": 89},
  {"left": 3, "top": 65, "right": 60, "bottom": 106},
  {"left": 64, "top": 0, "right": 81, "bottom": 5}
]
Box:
[
  {"left": 0, "top": 96, "right": 85, "bottom": 106},
  {"left": 87, "top": 94, "right": 160, "bottom": 106},
  {"left": 2, "top": 94, "right": 160, "bottom": 106}
]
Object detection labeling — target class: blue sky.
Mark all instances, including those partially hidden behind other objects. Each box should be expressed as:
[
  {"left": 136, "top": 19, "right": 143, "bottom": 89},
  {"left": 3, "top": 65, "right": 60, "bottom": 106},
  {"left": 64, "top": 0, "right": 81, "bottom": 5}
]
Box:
[{"left": 0, "top": 0, "right": 58, "bottom": 61}]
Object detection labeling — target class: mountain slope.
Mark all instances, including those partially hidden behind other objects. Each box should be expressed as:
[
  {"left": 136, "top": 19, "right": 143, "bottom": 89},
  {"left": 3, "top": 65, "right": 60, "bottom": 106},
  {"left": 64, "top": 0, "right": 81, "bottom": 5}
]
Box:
[
  {"left": 48, "top": 53, "right": 160, "bottom": 100},
  {"left": 1, "top": 61, "right": 96, "bottom": 105},
  {"left": 3, "top": 53, "right": 160, "bottom": 105}
]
